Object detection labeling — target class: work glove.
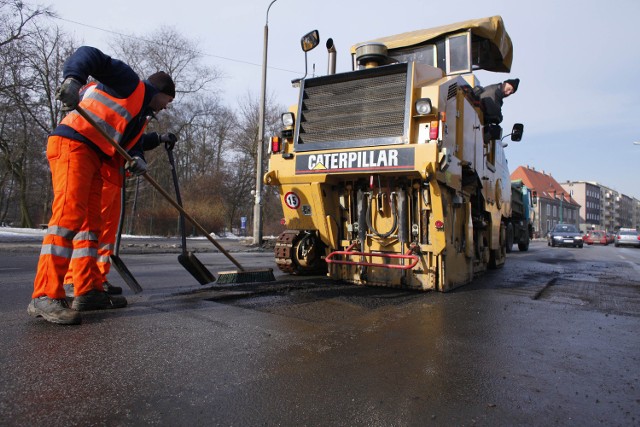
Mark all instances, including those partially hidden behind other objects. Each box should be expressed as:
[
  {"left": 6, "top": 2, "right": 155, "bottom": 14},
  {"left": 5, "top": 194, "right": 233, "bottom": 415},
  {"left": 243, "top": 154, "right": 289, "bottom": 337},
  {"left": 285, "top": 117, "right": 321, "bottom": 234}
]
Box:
[
  {"left": 161, "top": 133, "right": 178, "bottom": 150},
  {"left": 56, "top": 77, "right": 83, "bottom": 111},
  {"left": 125, "top": 156, "right": 147, "bottom": 176}
]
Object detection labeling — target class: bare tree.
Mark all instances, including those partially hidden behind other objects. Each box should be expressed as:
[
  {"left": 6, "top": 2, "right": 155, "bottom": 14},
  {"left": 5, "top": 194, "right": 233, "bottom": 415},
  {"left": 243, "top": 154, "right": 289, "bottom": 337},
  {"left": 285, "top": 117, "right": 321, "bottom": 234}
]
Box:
[
  {"left": 0, "top": 1, "right": 51, "bottom": 48},
  {"left": 108, "top": 26, "right": 227, "bottom": 235},
  {"left": 229, "top": 92, "right": 284, "bottom": 235},
  {"left": 0, "top": 11, "right": 285, "bottom": 237},
  {"left": 168, "top": 96, "right": 235, "bottom": 180},
  {"left": 109, "top": 25, "right": 221, "bottom": 96},
  {"left": 0, "top": 7, "right": 64, "bottom": 227}
]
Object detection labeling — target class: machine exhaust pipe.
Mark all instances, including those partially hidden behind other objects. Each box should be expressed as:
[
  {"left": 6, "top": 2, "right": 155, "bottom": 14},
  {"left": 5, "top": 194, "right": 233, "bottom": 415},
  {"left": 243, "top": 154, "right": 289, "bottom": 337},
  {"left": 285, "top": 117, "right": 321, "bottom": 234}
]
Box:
[{"left": 326, "top": 38, "right": 336, "bottom": 75}]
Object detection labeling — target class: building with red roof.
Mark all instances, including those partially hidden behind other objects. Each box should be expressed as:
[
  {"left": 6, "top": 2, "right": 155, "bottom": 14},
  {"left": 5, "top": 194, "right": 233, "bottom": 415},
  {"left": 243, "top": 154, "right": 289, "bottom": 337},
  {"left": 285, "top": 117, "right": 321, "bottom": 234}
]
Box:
[{"left": 510, "top": 165, "right": 581, "bottom": 237}]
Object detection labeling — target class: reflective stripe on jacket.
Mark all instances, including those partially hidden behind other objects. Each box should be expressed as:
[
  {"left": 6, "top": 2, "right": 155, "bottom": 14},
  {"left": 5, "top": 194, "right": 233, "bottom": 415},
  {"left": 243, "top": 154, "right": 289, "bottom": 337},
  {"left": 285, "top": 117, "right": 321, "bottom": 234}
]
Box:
[{"left": 61, "top": 81, "right": 146, "bottom": 155}]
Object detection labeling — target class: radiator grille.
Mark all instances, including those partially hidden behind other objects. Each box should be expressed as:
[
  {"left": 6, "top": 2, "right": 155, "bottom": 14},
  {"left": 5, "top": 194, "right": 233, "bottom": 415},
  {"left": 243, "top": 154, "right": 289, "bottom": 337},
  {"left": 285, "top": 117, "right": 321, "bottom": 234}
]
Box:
[
  {"left": 447, "top": 83, "right": 458, "bottom": 100},
  {"left": 298, "top": 66, "right": 408, "bottom": 145}
]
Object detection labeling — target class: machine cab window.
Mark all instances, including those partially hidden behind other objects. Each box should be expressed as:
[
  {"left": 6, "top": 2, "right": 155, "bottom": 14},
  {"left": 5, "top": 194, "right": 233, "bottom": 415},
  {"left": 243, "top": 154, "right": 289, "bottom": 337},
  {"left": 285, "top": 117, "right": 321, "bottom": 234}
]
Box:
[
  {"left": 379, "top": 31, "right": 472, "bottom": 76},
  {"left": 386, "top": 44, "right": 437, "bottom": 67},
  {"left": 446, "top": 32, "right": 471, "bottom": 74}
]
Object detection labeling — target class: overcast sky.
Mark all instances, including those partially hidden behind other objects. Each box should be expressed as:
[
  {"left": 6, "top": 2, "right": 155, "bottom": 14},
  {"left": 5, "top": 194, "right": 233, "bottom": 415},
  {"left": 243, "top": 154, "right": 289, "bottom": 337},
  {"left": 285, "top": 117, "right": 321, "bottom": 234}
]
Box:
[{"left": 51, "top": 0, "right": 640, "bottom": 198}]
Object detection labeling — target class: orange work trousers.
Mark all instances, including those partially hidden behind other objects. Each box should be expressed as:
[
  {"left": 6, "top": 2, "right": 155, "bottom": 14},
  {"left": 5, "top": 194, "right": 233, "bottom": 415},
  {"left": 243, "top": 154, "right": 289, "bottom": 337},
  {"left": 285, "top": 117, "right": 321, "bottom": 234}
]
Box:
[
  {"left": 33, "top": 136, "right": 104, "bottom": 299},
  {"left": 64, "top": 160, "right": 124, "bottom": 285}
]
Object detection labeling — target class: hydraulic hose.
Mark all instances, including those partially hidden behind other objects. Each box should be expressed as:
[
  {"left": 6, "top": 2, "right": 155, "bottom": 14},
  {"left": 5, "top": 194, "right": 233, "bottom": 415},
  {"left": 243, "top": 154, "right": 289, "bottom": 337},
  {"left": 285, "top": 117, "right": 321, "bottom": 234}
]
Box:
[{"left": 366, "top": 192, "right": 398, "bottom": 238}]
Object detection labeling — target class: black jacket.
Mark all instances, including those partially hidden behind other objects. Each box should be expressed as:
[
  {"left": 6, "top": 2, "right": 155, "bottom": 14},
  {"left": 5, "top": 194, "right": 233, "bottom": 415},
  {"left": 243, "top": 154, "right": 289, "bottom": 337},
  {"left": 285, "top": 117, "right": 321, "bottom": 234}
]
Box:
[{"left": 475, "top": 83, "right": 505, "bottom": 124}]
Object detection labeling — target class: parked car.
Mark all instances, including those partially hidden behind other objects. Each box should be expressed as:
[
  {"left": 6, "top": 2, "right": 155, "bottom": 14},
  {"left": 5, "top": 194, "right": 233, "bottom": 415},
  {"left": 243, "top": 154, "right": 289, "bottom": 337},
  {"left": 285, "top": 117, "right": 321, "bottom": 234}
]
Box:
[
  {"left": 547, "top": 223, "right": 583, "bottom": 248},
  {"left": 583, "top": 230, "right": 608, "bottom": 245},
  {"left": 606, "top": 232, "right": 615, "bottom": 244},
  {"left": 614, "top": 228, "right": 640, "bottom": 248}
]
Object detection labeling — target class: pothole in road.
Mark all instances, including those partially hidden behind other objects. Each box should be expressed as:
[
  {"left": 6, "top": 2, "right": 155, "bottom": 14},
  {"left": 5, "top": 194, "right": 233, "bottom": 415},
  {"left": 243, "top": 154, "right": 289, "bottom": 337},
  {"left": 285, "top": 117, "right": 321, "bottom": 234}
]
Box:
[{"left": 534, "top": 277, "right": 640, "bottom": 317}]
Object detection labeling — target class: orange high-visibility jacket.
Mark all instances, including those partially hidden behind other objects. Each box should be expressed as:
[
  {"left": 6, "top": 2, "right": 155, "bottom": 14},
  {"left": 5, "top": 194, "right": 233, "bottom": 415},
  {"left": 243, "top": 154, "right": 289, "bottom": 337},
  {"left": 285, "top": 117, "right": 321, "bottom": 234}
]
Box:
[{"left": 61, "top": 81, "right": 147, "bottom": 156}]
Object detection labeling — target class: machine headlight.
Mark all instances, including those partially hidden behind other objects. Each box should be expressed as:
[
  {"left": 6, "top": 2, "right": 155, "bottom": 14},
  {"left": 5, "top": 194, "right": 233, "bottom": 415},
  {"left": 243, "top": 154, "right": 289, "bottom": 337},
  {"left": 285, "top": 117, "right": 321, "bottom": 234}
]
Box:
[
  {"left": 281, "top": 112, "right": 295, "bottom": 127},
  {"left": 415, "top": 98, "right": 432, "bottom": 115}
]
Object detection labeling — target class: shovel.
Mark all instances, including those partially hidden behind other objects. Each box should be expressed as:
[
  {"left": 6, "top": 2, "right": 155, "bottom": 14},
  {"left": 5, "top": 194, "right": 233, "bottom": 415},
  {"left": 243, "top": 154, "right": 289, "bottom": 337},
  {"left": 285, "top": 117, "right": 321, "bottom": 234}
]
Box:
[
  {"left": 109, "top": 176, "right": 143, "bottom": 293},
  {"left": 165, "top": 144, "right": 215, "bottom": 285}
]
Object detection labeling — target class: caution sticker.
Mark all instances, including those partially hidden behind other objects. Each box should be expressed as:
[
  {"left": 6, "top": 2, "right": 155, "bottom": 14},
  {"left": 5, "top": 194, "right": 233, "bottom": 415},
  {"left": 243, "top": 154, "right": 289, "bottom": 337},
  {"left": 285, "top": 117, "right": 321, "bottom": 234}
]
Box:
[{"left": 284, "top": 192, "right": 301, "bottom": 209}]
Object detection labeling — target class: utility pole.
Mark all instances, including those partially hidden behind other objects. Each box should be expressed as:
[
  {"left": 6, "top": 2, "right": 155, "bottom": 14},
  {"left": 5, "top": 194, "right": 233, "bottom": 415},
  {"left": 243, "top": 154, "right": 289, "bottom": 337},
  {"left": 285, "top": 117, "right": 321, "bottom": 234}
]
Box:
[{"left": 253, "top": 0, "right": 278, "bottom": 246}]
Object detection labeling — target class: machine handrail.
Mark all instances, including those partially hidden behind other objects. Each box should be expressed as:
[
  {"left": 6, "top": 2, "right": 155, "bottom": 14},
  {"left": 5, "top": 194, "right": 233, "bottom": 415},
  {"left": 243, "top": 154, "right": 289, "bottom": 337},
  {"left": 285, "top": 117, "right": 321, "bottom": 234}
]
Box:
[{"left": 325, "top": 243, "right": 419, "bottom": 270}]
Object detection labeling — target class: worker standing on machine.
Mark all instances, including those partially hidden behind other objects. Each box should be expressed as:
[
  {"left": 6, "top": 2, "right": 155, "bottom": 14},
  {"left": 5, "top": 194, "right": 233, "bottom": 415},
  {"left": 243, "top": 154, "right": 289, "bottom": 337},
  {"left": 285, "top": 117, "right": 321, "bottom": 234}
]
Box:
[
  {"left": 28, "top": 46, "right": 175, "bottom": 325},
  {"left": 474, "top": 78, "right": 520, "bottom": 124}
]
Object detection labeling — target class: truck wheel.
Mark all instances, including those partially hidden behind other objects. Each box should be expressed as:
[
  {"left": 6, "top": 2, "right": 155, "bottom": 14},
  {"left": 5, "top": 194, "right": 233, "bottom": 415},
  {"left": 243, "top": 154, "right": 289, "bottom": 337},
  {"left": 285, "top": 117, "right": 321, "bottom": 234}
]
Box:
[
  {"left": 505, "top": 223, "right": 514, "bottom": 253},
  {"left": 518, "top": 228, "right": 529, "bottom": 251}
]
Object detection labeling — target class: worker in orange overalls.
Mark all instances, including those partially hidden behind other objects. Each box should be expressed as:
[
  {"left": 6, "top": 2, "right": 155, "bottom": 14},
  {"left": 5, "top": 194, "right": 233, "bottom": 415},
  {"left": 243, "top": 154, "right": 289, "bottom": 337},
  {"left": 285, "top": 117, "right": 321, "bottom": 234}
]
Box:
[
  {"left": 28, "top": 46, "right": 176, "bottom": 325},
  {"left": 62, "top": 85, "right": 178, "bottom": 297}
]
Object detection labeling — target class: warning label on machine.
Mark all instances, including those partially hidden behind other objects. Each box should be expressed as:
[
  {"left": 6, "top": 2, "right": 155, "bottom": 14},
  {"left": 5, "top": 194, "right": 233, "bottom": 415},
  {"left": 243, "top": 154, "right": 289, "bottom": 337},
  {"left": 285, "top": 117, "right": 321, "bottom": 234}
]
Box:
[{"left": 295, "top": 147, "right": 415, "bottom": 174}]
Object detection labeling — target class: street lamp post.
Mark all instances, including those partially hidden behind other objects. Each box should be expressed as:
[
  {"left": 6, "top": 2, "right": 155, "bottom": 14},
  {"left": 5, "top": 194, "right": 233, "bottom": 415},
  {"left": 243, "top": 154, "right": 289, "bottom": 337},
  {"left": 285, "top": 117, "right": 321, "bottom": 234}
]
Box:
[{"left": 253, "top": 0, "right": 278, "bottom": 246}]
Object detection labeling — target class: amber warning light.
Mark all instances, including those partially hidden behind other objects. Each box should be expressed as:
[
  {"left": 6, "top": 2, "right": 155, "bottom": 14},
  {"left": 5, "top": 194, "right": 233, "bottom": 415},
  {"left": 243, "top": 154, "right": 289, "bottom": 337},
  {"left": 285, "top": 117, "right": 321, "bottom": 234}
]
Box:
[
  {"left": 270, "top": 136, "right": 281, "bottom": 153},
  {"left": 429, "top": 121, "right": 439, "bottom": 140}
]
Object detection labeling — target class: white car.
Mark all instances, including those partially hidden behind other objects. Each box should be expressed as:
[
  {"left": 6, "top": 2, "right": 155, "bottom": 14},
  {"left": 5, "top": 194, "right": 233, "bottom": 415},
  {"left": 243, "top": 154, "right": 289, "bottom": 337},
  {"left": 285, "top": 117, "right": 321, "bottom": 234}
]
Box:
[{"left": 614, "top": 228, "right": 640, "bottom": 248}]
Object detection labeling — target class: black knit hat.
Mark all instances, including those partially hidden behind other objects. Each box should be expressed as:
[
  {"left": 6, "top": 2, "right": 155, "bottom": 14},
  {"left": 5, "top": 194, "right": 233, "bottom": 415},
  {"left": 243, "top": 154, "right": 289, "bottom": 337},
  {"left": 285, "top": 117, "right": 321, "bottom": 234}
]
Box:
[
  {"left": 504, "top": 78, "right": 520, "bottom": 93},
  {"left": 147, "top": 71, "right": 175, "bottom": 98}
]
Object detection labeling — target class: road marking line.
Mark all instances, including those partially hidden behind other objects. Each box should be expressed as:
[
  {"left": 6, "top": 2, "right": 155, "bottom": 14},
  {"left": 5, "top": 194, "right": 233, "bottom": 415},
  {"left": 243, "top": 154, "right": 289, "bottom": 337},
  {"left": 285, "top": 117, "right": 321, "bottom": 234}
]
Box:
[{"left": 625, "top": 261, "right": 640, "bottom": 273}]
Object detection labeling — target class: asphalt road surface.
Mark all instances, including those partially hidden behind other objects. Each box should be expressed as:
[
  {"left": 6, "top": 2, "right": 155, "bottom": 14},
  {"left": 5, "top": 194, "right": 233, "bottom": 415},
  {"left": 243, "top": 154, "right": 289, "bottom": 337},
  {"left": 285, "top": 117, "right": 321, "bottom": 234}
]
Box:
[{"left": 1, "top": 235, "right": 639, "bottom": 426}]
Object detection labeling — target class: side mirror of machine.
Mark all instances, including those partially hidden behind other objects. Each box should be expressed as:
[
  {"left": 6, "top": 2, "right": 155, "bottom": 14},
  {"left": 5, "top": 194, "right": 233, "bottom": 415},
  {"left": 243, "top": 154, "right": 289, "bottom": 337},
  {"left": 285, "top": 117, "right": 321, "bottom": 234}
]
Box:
[
  {"left": 500, "top": 123, "right": 524, "bottom": 147},
  {"left": 293, "top": 30, "right": 320, "bottom": 86},
  {"left": 301, "top": 30, "right": 320, "bottom": 52},
  {"left": 510, "top": 123, "right": 524, "bottom": 141}
]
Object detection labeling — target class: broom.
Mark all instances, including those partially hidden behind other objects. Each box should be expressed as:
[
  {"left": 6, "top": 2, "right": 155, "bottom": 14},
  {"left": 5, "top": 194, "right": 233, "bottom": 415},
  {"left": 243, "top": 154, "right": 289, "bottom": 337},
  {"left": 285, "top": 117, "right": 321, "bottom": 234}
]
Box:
[{"left": 75, "top": 106, "right": 275, "bottom": 284}]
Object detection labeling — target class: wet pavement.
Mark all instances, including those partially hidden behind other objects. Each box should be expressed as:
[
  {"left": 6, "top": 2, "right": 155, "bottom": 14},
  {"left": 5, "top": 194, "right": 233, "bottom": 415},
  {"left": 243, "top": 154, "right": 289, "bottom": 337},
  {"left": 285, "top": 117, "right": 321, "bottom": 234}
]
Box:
[{"left": 1, "top": 237, "right": 639, "bottom": 426}]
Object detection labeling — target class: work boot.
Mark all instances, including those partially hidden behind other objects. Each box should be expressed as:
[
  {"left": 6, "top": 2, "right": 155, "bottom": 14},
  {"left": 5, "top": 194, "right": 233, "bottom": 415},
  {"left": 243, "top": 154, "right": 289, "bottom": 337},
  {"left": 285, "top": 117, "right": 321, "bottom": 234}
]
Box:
[
  {"left": 63, "top": 283, "right": 74, "bottom": 298},
  {"left": 27, "top": 296, "right": 81, "bottom": 325},
  {"left": 71, "top": 289, "right": 127, "bottom": 311},
  {"left": 102, "top": 281, "right": 122, "bottom": 295}
]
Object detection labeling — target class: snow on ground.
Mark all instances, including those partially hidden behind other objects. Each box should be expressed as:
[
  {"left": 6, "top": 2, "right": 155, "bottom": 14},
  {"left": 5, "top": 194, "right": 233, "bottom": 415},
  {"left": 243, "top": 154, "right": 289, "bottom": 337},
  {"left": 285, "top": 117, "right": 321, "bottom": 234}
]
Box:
[
  {"left": 0, "top": 227, "right": 46, "bottom": 239},
  {"left": 0, "top": 226, "right": 270, "bottom": 241}
]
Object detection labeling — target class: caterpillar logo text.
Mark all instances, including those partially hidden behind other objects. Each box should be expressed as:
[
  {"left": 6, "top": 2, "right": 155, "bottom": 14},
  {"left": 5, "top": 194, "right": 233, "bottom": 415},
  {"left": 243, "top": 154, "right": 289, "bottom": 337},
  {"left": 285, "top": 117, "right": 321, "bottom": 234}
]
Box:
[{"left": 295, "top": 148, "right": 415, "bottom": 174}]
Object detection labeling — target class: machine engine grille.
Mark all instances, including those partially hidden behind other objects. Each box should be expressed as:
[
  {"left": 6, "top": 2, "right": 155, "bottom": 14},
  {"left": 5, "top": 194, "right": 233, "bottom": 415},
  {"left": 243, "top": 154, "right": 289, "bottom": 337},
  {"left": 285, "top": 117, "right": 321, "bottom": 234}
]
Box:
[
  {"left": 298, "top": 64, "right": 408, "bottom": 146},
  {"left": 447, "top": 83, "right": 458, "bottom": 100}
]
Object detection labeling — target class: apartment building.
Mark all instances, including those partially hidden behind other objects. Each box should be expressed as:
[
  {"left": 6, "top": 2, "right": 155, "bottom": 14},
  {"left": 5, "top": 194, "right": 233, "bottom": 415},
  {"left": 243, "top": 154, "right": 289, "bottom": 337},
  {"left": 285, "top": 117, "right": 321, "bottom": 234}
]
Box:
[{"left": 561, "top": 181, "right": 638, "bottom": 232}]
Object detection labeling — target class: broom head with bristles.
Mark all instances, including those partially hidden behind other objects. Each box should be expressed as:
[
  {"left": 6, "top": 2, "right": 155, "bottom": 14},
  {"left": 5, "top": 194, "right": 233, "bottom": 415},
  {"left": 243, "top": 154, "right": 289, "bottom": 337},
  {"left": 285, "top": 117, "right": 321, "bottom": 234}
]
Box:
[{"left": 216, "top": 268, "right": 276, "bottom": 284}]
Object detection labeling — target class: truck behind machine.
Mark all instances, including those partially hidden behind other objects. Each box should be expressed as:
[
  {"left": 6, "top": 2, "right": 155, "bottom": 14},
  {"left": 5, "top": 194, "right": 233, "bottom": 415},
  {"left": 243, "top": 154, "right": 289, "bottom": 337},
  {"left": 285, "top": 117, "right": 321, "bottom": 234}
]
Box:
[{"left": 506, "top": 180, "right": 534, "bottom": 252}]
